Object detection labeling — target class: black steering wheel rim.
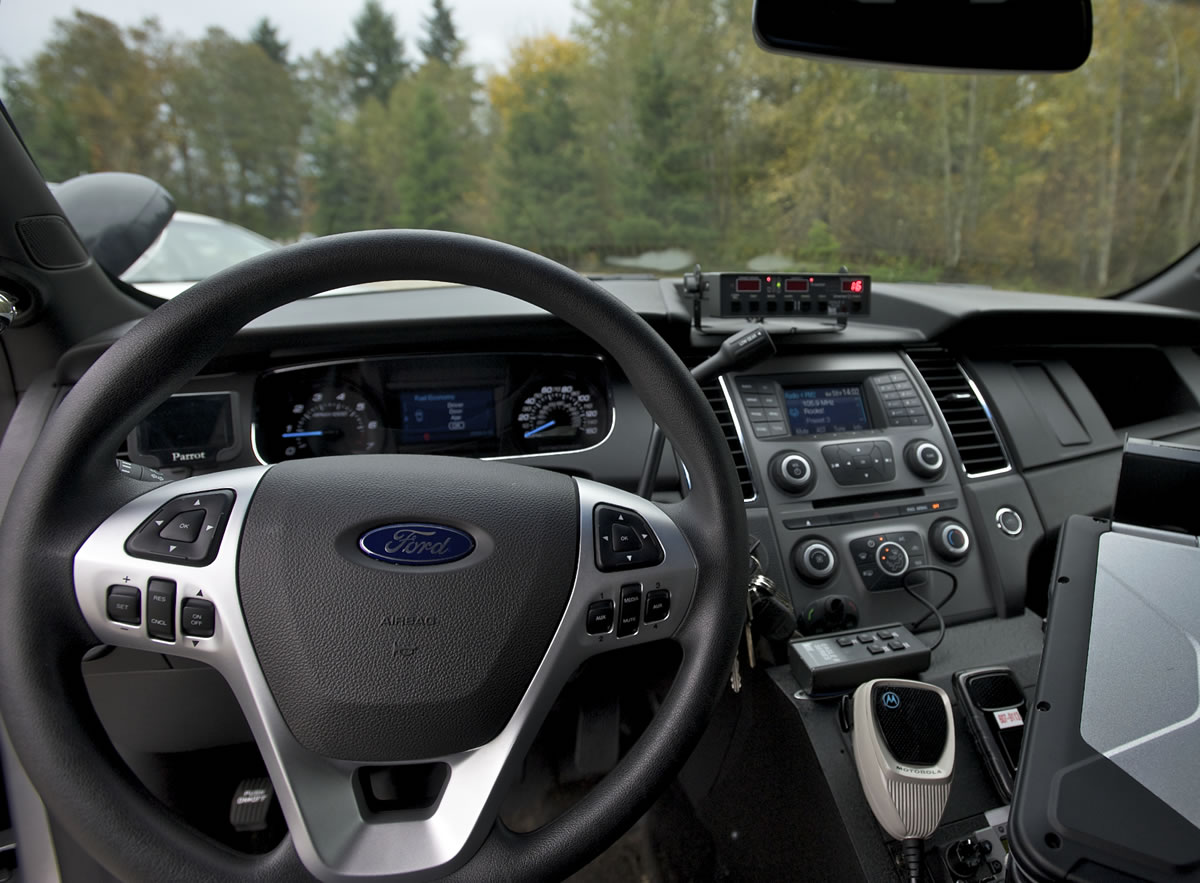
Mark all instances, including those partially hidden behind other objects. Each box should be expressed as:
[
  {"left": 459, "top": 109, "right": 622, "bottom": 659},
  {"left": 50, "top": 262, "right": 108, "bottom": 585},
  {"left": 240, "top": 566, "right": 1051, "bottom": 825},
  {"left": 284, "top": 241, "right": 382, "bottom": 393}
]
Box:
[{"left": 0, "top": 230, "right": 747, "bottom": 882}]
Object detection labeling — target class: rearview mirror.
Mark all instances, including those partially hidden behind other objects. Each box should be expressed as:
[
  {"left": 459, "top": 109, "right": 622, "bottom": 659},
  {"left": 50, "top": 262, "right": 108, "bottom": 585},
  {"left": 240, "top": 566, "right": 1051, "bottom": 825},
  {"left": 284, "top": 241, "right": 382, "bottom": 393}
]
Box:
[
  {"left": 752, "top": 0, "right": 1093, "bottom": 73},
  {"left": 51, "top": 172, "right": 175, "bottom": 278}
]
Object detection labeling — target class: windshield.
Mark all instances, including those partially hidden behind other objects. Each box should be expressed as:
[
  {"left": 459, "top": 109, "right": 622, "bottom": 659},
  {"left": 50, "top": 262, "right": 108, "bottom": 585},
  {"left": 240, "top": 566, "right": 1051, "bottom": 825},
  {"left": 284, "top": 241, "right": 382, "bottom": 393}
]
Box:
[{"left": 2, "top": 0, "right": 1198, "bottom": 297}]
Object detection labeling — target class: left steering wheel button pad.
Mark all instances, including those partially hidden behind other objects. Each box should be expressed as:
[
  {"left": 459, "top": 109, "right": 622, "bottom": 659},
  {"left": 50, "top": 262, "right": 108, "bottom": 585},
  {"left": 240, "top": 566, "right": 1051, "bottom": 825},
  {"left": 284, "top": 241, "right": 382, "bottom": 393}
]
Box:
[
  {"left": 125, "top": 490, "right": 234, "bottom": 565},
  {"left": 594, "top": 504, "right": 664, "bottom": 571}
]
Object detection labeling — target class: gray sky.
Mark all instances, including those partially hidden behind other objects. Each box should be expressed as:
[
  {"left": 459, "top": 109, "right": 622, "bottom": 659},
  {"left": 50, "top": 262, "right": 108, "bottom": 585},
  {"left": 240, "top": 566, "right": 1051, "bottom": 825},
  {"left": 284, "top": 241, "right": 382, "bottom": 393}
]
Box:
[{"left": 0, "top": 0, "right": 578, "bottom": 71}]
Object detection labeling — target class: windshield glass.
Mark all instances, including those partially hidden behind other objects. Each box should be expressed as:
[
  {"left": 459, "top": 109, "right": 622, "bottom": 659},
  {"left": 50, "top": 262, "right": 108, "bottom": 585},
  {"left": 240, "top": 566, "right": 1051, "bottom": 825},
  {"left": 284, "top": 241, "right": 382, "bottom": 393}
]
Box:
[{"left": 2, "top": 0, "right": 1198, "bottom": 297}]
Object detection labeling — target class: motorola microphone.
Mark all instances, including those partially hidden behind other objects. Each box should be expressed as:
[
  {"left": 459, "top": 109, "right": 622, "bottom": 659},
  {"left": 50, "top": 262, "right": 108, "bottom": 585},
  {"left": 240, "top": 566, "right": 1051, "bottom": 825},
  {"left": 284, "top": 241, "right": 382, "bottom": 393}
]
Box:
[{"left": 847, "top": 679, "right": 955, "bottom": 883}]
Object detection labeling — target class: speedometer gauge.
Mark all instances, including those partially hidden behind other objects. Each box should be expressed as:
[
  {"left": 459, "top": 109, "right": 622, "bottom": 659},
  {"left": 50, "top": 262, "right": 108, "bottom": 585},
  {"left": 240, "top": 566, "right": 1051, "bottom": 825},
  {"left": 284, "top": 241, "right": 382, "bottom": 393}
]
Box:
[
  {"left": 279, "top": 387, "right": 384, "bottom": 458},
  {"left": 517, "top": 383, "right": 604, "bottom": 452}
]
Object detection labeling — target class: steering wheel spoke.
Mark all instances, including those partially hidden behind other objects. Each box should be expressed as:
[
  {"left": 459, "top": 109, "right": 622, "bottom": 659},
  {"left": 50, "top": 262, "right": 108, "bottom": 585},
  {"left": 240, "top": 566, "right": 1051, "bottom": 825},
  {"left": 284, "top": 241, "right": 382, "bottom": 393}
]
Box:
[{"left": 72, "top": 467, "right": 697, "bottom": 882}]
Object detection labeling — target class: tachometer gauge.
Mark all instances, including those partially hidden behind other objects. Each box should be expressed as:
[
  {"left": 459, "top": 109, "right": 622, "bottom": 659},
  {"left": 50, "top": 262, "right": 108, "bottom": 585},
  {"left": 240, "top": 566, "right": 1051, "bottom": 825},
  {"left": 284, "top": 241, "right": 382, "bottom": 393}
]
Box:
[
  {"left": 279, "top": 387, "right": 384, "bottom": 458},
  {"left": 517, "top": 382, "right": 605, "bottom": 452}
]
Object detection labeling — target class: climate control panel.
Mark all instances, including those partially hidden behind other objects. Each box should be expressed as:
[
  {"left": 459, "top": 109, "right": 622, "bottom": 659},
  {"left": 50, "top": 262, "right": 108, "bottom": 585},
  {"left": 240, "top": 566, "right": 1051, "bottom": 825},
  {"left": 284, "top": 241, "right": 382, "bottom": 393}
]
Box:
[{"left": 849, "top": 531, "right": 927, "bottom": 591}]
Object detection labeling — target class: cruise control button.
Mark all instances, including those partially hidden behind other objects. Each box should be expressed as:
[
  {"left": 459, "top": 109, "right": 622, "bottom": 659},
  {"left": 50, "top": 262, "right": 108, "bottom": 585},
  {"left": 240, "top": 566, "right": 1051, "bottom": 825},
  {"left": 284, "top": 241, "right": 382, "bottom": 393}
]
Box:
[
  {"left": 586, "top": 600, "right": 615, "bottom": 635},
  {"left": 644, "top": 589, "right": 670, "bottom": 623},
  {"left": 106, "top": 586, "right": 140, "bottom": 625},
  {"left": 181, "top": 598, "right": 215, "bottom": 638},
  {"left": 159, "top": 509, "right": 205, "bottom": 543},
  {"left": 146, "top": 578, "right": 176, "bottom": 641},
  {"left": 617, "top": 584, "right": 642, "bottom": 637}
]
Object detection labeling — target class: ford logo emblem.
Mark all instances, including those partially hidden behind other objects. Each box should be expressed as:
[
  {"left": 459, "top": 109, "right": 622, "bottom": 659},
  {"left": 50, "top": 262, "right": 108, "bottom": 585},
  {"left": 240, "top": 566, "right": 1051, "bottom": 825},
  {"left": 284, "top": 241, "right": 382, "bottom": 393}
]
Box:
[{"left": 358, "top": 523, "right": 476, "bottom": 566}]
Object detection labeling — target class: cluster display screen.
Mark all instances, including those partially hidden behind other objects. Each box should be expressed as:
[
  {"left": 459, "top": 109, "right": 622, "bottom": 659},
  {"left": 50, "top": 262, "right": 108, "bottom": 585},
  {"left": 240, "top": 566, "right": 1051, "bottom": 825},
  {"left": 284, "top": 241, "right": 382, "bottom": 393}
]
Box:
[
  {"left": 399, "top": 388, "right": 496, "bottom": 444},
  {"left": 136, "top": 393, "right": 234, "bottom": 460},
  {"left": 784, "top": 385, "right": 869, "bottom": 435}
]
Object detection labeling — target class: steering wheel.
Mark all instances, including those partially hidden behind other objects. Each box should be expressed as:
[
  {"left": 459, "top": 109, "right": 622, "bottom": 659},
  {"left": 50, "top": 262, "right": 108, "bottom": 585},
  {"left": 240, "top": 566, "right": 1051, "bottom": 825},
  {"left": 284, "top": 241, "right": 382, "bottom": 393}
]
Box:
[{"left": 0, "top": 231, "right": 747, "bottom": 882}]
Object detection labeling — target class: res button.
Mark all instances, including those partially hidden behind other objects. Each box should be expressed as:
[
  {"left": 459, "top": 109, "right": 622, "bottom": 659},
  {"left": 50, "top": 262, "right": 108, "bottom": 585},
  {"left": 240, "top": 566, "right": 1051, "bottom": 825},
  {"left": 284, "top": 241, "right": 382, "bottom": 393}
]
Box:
[{"left": 146, "top": 578, "right": 176, "bottom": 642}]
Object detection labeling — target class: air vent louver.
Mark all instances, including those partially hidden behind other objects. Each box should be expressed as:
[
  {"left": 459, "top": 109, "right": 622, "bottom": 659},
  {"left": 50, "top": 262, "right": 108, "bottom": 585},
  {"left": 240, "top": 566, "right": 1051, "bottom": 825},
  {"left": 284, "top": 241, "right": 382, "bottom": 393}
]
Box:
[
  {"left": 907, "top": 348, "right": 1010, "bottom": 477},
  {"left": 702, "top": 379, "right": 756, "bottom": 500}
]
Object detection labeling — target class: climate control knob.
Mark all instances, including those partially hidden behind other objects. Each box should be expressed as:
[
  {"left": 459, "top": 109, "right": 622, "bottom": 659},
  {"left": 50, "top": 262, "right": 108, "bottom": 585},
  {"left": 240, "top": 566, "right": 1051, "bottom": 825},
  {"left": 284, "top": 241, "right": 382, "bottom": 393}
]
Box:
[
  {"left": 930, "top": 518, "right": 971, "bottom": 561},
  {"left": 793, "top": 538, "right": 837, "bottom": 584},
  {"left": 905, "top": 439, "right": 946, "bottom": 480},
  {"left": 876, "top": 541, "right": 910, "bottom": 577},
  {"left": 771, "top": 451, "right": 816, "bottom": 495}
]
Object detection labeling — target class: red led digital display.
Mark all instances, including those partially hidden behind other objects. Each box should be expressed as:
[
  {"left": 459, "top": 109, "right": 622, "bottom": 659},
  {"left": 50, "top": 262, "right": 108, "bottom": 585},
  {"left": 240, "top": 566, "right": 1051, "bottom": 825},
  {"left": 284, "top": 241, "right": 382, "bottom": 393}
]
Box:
[
  {"left": 736, "top": 278, "right": 762, "bottom": 293},
  {"left": 842, "top": 279, "right": 865, "bottom": 293},
  {"left": 785, "top": 279, "right": 809, "bottom": 293}
]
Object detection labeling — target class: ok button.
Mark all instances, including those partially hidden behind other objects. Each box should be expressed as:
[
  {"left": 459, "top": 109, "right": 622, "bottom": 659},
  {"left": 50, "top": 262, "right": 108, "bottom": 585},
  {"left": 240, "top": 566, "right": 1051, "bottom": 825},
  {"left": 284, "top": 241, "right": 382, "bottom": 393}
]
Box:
[{"left": 159, "top": 509, "right": 206, "bottom": 543}]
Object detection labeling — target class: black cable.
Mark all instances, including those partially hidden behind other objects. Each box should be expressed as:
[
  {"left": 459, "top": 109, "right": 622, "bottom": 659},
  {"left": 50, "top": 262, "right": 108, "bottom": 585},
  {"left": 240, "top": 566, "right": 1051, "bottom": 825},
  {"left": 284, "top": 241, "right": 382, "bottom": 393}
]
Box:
[
  {"left": 905, "top": 565, "right": 958, "bottom": 630},
  {"left": 900, "top": 566, "right": 958, "bottom": 652},
  {"left": 901, "top": 838, "right": 924, "bottom": 883}
]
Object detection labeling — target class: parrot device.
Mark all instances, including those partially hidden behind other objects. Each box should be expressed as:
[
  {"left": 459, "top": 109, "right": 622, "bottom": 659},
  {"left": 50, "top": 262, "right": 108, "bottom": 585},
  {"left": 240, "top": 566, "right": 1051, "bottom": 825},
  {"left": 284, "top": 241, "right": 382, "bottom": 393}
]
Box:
[{"left": 844, "top": 679, "right": 955, "bottom": 883}]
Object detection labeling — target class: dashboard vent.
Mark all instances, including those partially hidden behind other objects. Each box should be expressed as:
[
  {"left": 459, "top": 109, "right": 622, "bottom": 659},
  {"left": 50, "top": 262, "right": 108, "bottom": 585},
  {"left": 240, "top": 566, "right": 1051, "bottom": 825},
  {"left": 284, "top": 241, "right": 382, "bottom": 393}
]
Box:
[
  {"left": 907, "top": 348, "right": 1011, "bottom": 477},
  {"left": 702, "top": 379, "right": 756, "bottom": 500}
]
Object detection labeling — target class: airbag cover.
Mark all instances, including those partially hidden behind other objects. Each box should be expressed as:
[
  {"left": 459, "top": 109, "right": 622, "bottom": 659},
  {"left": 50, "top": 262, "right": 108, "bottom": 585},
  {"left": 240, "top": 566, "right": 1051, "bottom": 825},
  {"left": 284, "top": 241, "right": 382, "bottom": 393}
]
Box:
[{"left": 238, "top": 456, "right": 578, "bottom": 761}]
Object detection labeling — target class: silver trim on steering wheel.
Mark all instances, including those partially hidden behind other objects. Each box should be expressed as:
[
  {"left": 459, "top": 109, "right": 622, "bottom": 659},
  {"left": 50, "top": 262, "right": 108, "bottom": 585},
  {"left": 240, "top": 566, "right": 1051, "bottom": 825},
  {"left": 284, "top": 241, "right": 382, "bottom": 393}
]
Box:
[{"left": 73, "top": 467, "right": 699, "bottom": 882}]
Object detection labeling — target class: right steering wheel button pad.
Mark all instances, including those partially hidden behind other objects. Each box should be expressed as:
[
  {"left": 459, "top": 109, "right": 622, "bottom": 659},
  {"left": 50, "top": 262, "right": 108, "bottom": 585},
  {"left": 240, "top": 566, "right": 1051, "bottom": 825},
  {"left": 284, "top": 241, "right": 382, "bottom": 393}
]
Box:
[{"left": 125, "top": 490, "right": 235, "bottom": 565}]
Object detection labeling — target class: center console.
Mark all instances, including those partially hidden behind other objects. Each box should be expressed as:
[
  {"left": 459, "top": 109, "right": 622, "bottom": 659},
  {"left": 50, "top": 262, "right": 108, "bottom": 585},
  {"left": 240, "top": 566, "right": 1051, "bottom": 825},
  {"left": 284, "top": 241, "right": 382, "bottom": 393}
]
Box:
[{"left": 726, "top": 353, "right": 997, "bottom": 631}]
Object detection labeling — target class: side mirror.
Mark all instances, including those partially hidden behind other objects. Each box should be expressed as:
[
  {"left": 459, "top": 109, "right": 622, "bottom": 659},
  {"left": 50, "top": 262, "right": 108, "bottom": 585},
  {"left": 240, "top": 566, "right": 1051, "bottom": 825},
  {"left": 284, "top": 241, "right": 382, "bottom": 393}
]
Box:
[
  {"left": 752, "top": 0, "right": 1093, "bottom": 73},
  {"left": 51, "top": 173, "right": 175, "bottom": 277}
]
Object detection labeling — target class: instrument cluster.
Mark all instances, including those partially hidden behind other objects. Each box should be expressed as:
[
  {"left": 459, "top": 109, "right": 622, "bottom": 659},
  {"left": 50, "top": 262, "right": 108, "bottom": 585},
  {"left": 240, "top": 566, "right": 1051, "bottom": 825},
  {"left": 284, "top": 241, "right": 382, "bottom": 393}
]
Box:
[{"left": 253, "top": 353, "right": 612, "bottom": 463}]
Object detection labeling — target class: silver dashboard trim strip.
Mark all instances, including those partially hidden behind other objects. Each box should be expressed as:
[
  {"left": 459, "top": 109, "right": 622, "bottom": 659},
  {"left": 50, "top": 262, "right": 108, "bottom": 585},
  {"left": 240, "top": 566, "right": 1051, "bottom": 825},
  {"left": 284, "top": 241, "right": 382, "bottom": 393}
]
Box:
[{"left": 717, "top": 375, "right": 758, "bottom": 503}]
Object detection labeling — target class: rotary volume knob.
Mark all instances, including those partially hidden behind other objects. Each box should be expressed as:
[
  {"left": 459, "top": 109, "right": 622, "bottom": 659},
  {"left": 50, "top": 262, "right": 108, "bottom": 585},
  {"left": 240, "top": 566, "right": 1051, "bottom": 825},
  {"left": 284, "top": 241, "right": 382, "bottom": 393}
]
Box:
[
  {"left": 770, "top": 451, "right": 816, "bottom": 495},
  {"left": 905, "top": 439, "right": 945, "bottom": 480}
]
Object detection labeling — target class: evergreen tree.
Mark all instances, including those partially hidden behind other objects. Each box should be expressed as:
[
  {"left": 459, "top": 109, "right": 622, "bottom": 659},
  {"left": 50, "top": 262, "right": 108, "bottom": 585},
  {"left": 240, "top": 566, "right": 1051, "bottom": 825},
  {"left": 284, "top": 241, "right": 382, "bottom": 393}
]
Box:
[
  {"left": 419, "top": 0, "right": 463, "bottom": 67},
  {"left": 345, "top": 0, "right": 407, "bottom": 106},
  {"left": 250, "top": 18, "right": 289, "bottom": 66}
]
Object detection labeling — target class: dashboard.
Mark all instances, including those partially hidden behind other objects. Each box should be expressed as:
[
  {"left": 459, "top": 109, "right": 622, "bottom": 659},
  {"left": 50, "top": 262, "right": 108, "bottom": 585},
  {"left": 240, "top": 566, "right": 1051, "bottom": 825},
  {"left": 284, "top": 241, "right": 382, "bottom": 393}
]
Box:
[{"left": 94, "top": 277, "right": 1200, "bottom": 638}]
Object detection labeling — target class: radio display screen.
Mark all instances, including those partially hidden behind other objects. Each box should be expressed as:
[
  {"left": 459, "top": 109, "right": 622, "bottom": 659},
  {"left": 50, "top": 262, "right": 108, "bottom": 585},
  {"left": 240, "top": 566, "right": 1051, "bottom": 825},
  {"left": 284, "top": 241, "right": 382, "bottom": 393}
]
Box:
[
  {"left": 399, "top": 388, "right": 497, "bottom": 444},
  {"left": 784, "top": 385, "right": 869, "bottom": 435}
]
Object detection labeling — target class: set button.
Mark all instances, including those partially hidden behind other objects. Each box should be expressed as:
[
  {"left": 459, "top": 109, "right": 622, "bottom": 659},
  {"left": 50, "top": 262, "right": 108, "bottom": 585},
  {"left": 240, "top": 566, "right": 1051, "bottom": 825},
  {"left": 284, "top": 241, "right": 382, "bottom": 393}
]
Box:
[{"left": 106, "top": 586, "right": 140, "bottom": 625}]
